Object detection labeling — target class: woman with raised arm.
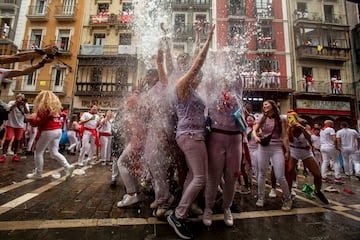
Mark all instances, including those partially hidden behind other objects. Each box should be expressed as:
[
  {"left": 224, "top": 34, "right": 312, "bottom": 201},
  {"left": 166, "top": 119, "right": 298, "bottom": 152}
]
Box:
[{"left": 167, "top": 24, "right": 215, "bottom": 240}]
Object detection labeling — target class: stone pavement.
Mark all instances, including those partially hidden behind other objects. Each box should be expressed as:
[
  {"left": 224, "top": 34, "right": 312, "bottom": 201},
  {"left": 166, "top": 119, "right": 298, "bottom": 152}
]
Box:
[{"left": 0, "top": 152, "right": 359, "bottom": 239}]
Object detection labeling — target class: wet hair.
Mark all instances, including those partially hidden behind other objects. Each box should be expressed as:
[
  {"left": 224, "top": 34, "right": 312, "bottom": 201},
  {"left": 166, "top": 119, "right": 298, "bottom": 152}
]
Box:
[{"left": 146, "top": 69, "right": 158, "bottom": 77}]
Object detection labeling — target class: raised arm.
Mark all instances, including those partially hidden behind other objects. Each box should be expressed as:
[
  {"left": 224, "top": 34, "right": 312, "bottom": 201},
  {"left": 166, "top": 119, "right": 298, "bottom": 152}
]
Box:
[
  {"left": 0, "top": 45, "right": 57, "bottom": 64},
  {"left": 157, "top": 38, "right": 168, "bottom": 85},
  {"left": 6, "top": 57, "right": 53, "bottom": 78},
  {"left": 193, "top": 21, "right": 204, "bottom": 59},
  {"left": 176, "top": 24, "right": 215, "bottom": 101}
]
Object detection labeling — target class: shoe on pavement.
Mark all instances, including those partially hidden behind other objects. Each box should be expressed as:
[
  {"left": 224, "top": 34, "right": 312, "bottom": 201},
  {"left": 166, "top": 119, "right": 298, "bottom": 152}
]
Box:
[
  {"left": 314, "top": 190, "right": 329, "bottom": 204},
  {"left": 334, "top": 178, "right": 345, "bottom": 185},
  {"left": 322, "top": 177, "right": 332, "bottom": 183},
  {"left": 150, "top": 200, "right": 158, "bottom": 209},
  {"left": 65, "top": 166, "right": 74, "bottom": 180},
  {"left": 256, "top": 198, "right": 264, "bottom": 207},
  {"left": 12, "top": 155, "right": 20, "bottom": 162},
  {"left": 167, "top": 212, "right": 193, "bottom": 240},
  {"left": 281, "top": 198, "right": 293, "bottom": 211},
  {"left": 202, "top": 208, "right": 212, "bottom": 226},
  {"left": 78, "top": 162, "right": 84, "bottom": 167},
  {"left": 223, "top": 208, "right": 233, "bottom": 227},
  {"left": 0, "top": 155, "right": 6, "bottom": 163},
  {"left": 26, "top": 171, "right": 42, "bottom": 180},
  {"left": 117, "top": 193, "right": 140, "bottom": 208},
  {"left": 269, "top": 188, "right": 277, "bottom": 198},
  {"left": 7, "top": 150, "right": 14, "bottom": 155}
]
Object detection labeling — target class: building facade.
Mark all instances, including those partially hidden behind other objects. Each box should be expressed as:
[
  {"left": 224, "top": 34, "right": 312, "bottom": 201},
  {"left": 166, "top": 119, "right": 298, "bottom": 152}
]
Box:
[
  {"left": 7, "top": 0, "right": 85, "bottom": 110},
  {"left": 288, "top": 0, "right": 355, "bottom": 129},
  {"left": 215, "top": 0, "right": 293, "bottom": 113}
]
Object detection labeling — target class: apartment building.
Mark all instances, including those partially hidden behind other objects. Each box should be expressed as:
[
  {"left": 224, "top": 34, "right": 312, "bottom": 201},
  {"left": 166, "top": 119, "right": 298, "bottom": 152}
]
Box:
[
  {"left": 288, "top": 0, "right": 355, "bottom": 128},
  {"left": 215, "top": 0, "right": 293, "bottom": 113},
  {"left": 9, "top": 0, "right": 85, "bottom": 110},
  {"left": 72, "top": 0, "right": 138, "bottom": 114}
]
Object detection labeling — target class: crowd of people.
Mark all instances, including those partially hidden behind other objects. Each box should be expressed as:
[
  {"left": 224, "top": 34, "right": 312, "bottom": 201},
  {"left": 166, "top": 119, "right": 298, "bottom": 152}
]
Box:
[{"left": 1, "top": 26, "right": 360, "bottom": 240}]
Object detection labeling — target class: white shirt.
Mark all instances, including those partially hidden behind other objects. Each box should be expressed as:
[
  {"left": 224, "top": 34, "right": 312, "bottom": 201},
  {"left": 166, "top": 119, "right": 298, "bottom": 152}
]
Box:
[
  {"left": 81, "top": 112, "right": 99, "bottom": 129},
  {"left": 320, "top": 127, "right": 336, "bottom": 147},
  {"left": 336, "top": 128, "right": 359, "bottom": 151},
  {"left": 6, "top": 100, "right": 29, "bottom": 128}
]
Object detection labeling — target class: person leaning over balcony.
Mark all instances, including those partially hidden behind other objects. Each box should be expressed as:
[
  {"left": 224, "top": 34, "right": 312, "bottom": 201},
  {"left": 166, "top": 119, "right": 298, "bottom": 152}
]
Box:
[
  {"left": 0, "top": 93, "right": 29, "bottom": 163},
  {"left": 77, "top": 105, "right": 101, "bottom": 166},
  {"left": 25, "top": 91, "right": 74, "bottom": 180}
]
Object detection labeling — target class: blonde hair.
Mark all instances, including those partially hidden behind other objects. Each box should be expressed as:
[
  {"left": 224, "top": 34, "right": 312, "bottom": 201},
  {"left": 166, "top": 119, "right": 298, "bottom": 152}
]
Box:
[{"left": 33, "top": 90, "right": 62, "bottom": 115}]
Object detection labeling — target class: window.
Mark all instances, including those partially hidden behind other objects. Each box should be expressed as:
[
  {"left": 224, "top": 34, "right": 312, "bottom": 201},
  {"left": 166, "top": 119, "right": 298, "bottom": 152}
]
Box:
[
  {"left": 330, "top": 69, "right": 342, "bottom": 94},
  {"left": 58, "top": 29, "right": 71, "bottom": 51},
  {"left": 257, "top": 25, "right": 274, "bottom": 49},
  {"left": 119, "top": 33, "right": 131, "bottom": 45},
  {"left": 35, "top": 0, "right": 47, "bottom": 14},
  {"left": 25, "top": 72, "right": 36, "bottom": 86},
  {"left": 229, "top": 0, "right": 245, "bottom": 15},
  {"left": 30, "top": 29, "right": 43, "bottom": 48},
  {"left": 94, "top": 34, "right": 105, "bottom": 45},
  {"left": 254, "top": 59, "right": 278, "bottom": 73},
  {"left": 116, "top": 67, "right": 129, "bottom": 91},
  {"left": 174, "top": 13, "right": 186, "bottom": 35},
  {"left": 324, "top": 5, "right": 334, "bottom": 23},
  {"left": 52, "top": 66, "right": 66, "bottom": 92},
  {"left": 302, "top": 67, "right": 314, "bottom": 92},
  {"left": 63, "top": 0, "right": 76, "bottom": 15},
  {"left": 97, "top": 3, "right": 109, "bottom": 14},
  {"left": 228, "top": 25, "right": 245, "bottom": 47},
  {"left": 91, "top": 67, "right": 102, "bottom": 91},
  {"left": 297, "top": 2, "right": 307, "bottom": 12}
]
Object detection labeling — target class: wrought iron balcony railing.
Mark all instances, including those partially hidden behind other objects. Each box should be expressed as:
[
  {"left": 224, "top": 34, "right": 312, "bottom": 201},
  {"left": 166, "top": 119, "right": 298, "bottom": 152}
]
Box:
[
  {"left": 27, "top": 5, "right": 49, "bottom": 21},
  {"left": 296, "top": 80, "right": 354, "bottom": 95},
  {"left": 53, "top": 5, "right": 78, "bottom": 22}
]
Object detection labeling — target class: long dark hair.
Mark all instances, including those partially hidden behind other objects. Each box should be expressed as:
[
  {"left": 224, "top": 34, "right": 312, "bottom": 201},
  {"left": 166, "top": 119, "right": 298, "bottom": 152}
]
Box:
[{"left": 264, "top": 100, "right": 282, "bottom": 135}]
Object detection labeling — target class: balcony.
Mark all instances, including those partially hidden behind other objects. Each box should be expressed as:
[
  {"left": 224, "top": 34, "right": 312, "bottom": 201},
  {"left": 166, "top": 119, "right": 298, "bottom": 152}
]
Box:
[
  {"left": 0, "top": 27, "right": 15, "bottom": 41},
  {"left": 88, "top": 13, "right": 132, "bottom": 34},
  {"left": 255, "top": 6, "right": 274, "bottom": 20},
  {"left": 21, "top": 40, "right": 46, "bottom": 50},
  {"left": 53, "top": 5, "right": 77, "bottom": 22},
  {"left": 75, "top": 82, "right": 131, "bottom": 97},
  {"left": 294, "top": 11, "right": 347, "bottom": 25},
  {"left": 0, "top": 0, "right": 20, "bottom": 8},
  {"left": 228, "top": 7, "right": 246, "bottom": 20},
  {"left": 79, "top": 45, "right": 138, "bottom": 56},
  {"left": 296, "top": 45, "right": 350, "bottom": 62},
  {"left": 171, "top": 0, "right": 210, "bottom": 11},
  {"left": 173, "top": 23, "right": 209, "bottom": 41},
  {"left": 27, "top": 5, "right": 49, "bottom": 22},
  {"left": 50, "top": 39, "right": 72, "bottom": 57},
  {"left": 240, "top": 75, "right": 292, "bottom": 91},
  {"left": 257, "top": 38, "right": 276, "bottom": 53},
  {"left": 296, "top": 80, "right": 354, "bottom": 95}
]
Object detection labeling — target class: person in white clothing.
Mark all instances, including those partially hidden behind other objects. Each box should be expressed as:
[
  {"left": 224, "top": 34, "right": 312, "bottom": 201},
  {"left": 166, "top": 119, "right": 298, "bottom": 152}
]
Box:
[
  {"left": 98, "top": 111, "right": 113, "bottom": 165},
  {"left": 311, "top": 127, "right": 321, "bottom": 166},
  {"left": 320, "top": 120, "right": 343, "bottom": 184},
  {"left": 336, "top": 122, "right": 360, "bottom": 177},
  {"left": 77, "top": 105, "right": 100, "bottom": 166},
  {"left": 67, "top": 116, "right": 80, "bottom": 155}
]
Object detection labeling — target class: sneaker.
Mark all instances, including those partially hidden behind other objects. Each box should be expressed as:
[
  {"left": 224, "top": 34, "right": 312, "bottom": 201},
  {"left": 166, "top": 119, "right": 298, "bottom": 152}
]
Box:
[
  {"left": 314, "top": 190, "right": 329, "bottom": 204},
  {"left": 223, "top": 208, "right": 233, "bottom": 227},
  {"left": 334, "top": 178, "right": 345, "bottom": 185},
  {"left": 78, "top": 162, "right": 84, "bottom": 167},
  {"left": 167, "top": 212, "right": 193, "bottom": 240},
  {"left": 292, "top": 181, "right": 298, "bottom": 188},
  {"left": 190, "top": 203, "right": 203, "bottom": 215},
  {"left": 269, "top": 188, "right": 277, "bottom": 198},
  {"left": 26, "top": 171, "right": 42, "bottom": 180},
  {"left": 281, "top": 198, "right": 293, "bottom": 211},
  {"left": 117, "top": 193, "right": 140, "bottom": 208},
  {"left": 322, "top": 177, "right": 332, "bottom": 183},
  {"left": 202, "top": 208, "right": 212, "bottom": 226},
  {"left": 256, "top": 198, "right": 264, "bottom": 207},
  {"left": 7, "top": 150, "right": 14, "bottom": 155},
  {"left": 101, "top": 161, "right": 106, "bottom": 166},
  {"left": 65, "top": 166, "right": 74, "bottom": 181},
  {"left": 156, "top": 208, "right": 168, "bottom": 218},
  {"left": 12, "top": 155, "right": 20, "bottom": 162},
  {"left": 0, "top": 155, "right": 6, "bottom": 163},
  {"left": 291, "top": 189, "right": 297, "bottom": 197}
]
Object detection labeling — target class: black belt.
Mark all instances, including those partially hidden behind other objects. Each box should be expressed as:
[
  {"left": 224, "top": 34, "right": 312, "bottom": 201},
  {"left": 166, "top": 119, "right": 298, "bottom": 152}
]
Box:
[
  {"left": 211, "top": 128, "right": 242, "bottom": 135},
  {"left": 290, "top": 145, "right": 311, "bottom": 150}
]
